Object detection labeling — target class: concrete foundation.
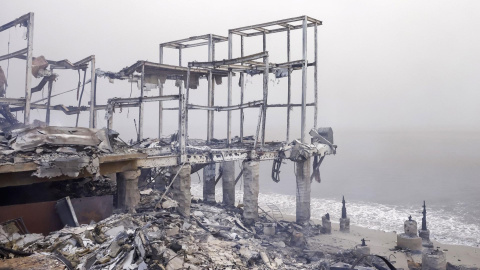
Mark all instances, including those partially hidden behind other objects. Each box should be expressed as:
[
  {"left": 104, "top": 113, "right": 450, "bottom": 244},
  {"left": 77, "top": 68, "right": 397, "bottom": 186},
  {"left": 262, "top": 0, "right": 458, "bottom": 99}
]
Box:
[
  {"left": 116, "top": 170, "right": 141, "bottom": 212},
  {"left": 202, "top": 163, "right": 216, "bottom": 203},
  {"left": 295, "top": 158, "right": 311, "bottom": 224},
  {"left": 397, "top": 233, "right": 422, "bottom": 251},
  {"left": 404, "top": 219, "right": 418, "bottom": 236},
  {"left": 422, "top": 250, "right": 446, "bottom": 270},
  {"left": 222, "top": 161, "right": 236, "bottom": 206},
  {"left": 339, "top": 217, "right": 350, "bottom": 233},
  {"left": 419, "top": 229, "right": 433, "bottom": 247},
  {"left": 321, "top": 216, "right": 331, "bottom": 234},
  {"left": 243, "top": 160, "right": 259, "bottom": 224},
  {"left": 419, "top": 229, "right": 430, "bottom": 241},
  {"left": 171, "top": 165, "right": 191, "bottom": 217}
]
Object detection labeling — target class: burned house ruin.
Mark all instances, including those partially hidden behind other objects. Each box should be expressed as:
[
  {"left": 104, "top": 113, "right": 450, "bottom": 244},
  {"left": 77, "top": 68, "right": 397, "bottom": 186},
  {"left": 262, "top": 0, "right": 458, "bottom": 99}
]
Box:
[{"left": 0, "top": 13, "right": 335, "bottom": 233}]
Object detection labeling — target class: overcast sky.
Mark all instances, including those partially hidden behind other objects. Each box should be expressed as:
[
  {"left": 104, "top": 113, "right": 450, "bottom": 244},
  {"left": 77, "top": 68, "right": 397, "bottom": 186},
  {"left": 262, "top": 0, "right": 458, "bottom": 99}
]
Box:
[{"left": 1, "top": 0, "right": 479, "bottom": 141}]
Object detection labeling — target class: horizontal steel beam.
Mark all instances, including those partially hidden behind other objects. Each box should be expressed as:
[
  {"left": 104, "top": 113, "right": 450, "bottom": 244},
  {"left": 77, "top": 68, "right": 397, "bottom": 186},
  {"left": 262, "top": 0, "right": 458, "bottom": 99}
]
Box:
[
  {"left": 189, "top": 52, "right": 268, "bottom": 68},
  {"left": 0, "top": 13, "right": 30, "bottom": 32},
  {"left": 108, "top": 95, "right": 179, "bottom": 104},
  {"left": 160, "top": 34, "right": 228, "bottom": 49},
  {"left": 0, "top": 48, "right": 28, "bottom": 62},
  {"left": 188, "top": 100, "right": 263, "bottom": 111},
  {"left": 0, "top": 97, "right": 26, "bottom": 105},
  {"left": 230, "top": 15, "right": 322, "bottom": 34}
]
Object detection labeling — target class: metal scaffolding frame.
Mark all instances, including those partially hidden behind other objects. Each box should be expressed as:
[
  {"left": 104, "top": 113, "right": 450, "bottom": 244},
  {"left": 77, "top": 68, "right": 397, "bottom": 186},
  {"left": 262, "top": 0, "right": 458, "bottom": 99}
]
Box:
[
  {"left": 229, "top": 15, "right": 322, "bottom": 144},
  {"left": 159, "top": 34, "right": 228, "bottom": 143},
  {"left": 0, "top": 13, "right": 97, "bottom": 128}
]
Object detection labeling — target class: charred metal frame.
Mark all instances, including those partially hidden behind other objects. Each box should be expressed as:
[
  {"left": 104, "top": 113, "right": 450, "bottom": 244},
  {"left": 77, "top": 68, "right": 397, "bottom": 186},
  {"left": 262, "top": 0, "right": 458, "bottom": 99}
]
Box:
[
  {"left": 0, "top": 13, "right": 97, "bottom": 127},
  {"left": 159, "top": 34, "right": 228, "bottom": 144},
  {"left": 0, "top": 13, "right": 34, "bottom": 124},
  {"left": 229, "top": 16, "right": 321, "bottom": 143}
]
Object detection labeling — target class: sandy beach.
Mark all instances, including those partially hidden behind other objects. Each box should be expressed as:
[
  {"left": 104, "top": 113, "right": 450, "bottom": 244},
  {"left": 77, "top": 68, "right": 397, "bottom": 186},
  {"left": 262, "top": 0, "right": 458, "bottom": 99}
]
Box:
[{"left": 281, "top": 214, "right": 480, "bottom": 269}]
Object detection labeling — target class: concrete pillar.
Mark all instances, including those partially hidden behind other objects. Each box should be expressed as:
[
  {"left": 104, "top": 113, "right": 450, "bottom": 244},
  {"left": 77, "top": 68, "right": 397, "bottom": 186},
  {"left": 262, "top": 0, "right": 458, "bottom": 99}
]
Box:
[
  {"left": 203, "top": 163, "right": 216, "bottom": 203},
  {"left": 422, "top": 250, "right": 446, "bottom": 270},
  {"left": 222, "top": 161, "right": 235, "bottom": 206},
  {"left": 116, "top": 170, "right": 141, "bottom": 212},
  {"left": 295, "top": 158, "right": 311, "bottom": 224},
  {"left": 339, "top": 218, "right": 350, "bottom": 233},
  {"left": 243, "top": 160, "right": 259, "bottom": 224},
  {"left": 171, "top": 165, "right": 191, "bottom": 217},
  {"left": 321, "top": 215, "right": 332, "bottom": 234}
]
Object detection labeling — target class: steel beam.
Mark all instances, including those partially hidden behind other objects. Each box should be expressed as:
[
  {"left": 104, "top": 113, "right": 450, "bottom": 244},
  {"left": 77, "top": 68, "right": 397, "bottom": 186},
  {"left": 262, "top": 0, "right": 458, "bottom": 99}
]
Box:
[
  {"left": 301, "top": 16, "right": 308, "bottom": 143},
  {"left": 137, "top": 63, "right": 145, "bottom": 142},
  {"left": 159, "top": 45, "right": 164, "bottom": 139},
  {"left": 89, "top": 57, "right": 96, "bottom": 128},
  {"left": 23, "top": 13, "right": 34, "bottom": 124}
]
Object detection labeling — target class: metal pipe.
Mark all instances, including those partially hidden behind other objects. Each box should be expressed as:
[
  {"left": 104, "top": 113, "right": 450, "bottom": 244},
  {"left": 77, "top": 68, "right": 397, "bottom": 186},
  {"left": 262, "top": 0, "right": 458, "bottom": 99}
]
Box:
[
  {"left": 137, "top": 63, "right": 145, "bottom": 142},
  {"left": 23, "top": 12, "right": 34, "bottom": 124},
  {"left": 301, "top": 16, "right": 308, "bottom": 143}
]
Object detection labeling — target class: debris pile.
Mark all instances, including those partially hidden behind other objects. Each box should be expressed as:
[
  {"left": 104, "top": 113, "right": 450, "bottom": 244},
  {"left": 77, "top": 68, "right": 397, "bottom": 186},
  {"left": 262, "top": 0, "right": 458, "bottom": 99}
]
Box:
[{"left": 0, "top": 189, "right": 395, "bottom": 270}]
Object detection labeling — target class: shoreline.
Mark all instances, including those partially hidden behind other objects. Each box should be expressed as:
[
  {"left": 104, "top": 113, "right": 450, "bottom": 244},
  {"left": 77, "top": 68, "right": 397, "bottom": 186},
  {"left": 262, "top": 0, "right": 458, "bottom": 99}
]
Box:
[{"left": 282, "top": 213, "right": 480, "bottom": 269}]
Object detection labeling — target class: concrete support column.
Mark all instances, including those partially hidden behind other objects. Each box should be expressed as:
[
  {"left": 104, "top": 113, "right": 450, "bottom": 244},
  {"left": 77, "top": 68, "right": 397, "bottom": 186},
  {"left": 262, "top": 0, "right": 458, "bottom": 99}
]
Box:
[
  {"left": 116, "top": 169, "right": 141, "bottom": 212},
  {"left": 222, "top": 161, "right": 235, "bottom": 206},
  {"left": 171, "top": 164, "right": 191, "bottom": 217},
  {"left": 243, "top": 160, "right": 259, "bottom": 224},
  {"left": 295, "top": 158, "right": 311, "bottom": 224},
  {"left": 203, "top": 163, "right": 216, "bottom": 203}
]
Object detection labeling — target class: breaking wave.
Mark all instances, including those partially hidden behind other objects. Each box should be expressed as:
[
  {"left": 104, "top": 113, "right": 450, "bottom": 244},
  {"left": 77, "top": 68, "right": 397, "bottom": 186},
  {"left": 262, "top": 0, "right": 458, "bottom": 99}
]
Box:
[{"left": 190, "top": 182, "right": 480, "bottom": 248}]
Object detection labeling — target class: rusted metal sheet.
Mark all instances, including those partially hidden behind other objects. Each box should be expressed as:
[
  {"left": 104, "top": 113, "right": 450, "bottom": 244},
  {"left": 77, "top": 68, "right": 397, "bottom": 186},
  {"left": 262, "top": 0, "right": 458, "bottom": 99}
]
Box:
[
  {"left": 70, "top": 195, "right": 113, "bottom": 225},
  {"left": 0, "top": 195, "right": 113, "bottom": 235}
]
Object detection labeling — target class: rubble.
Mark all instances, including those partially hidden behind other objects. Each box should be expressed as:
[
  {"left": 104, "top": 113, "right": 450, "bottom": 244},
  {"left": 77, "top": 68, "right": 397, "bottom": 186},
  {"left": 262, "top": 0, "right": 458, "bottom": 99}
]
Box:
[{"left": 0, "top": 189, "right": 398, "bottom": 270}]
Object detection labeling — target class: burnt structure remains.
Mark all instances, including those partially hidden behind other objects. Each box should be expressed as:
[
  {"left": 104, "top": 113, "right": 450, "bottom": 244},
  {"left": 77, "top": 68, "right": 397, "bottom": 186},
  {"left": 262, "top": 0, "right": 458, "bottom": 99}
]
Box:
[{"left": 0, "top": 13, "right": 335, "bottom": 231}]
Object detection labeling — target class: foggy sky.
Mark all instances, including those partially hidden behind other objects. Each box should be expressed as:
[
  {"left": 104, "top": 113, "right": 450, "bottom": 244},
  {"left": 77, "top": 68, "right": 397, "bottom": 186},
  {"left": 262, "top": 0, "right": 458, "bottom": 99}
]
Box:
[{"left": 1, "top": 0, "right": 479, "bottom": 141}]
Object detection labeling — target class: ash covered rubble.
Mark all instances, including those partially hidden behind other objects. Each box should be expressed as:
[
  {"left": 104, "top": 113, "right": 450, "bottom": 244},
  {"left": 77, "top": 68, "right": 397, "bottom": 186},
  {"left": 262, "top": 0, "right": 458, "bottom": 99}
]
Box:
[
  {"left": 0, "top": 187, "right": 392, "bottom": 270},
  {"left": 0, "top": 125, "right": 135, "bottom": 179}
]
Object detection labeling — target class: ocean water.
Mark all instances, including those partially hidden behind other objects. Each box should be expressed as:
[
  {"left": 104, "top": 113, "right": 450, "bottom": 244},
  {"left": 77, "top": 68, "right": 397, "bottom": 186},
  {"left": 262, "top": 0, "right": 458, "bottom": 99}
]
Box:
[{"left": 190, "top": 130, "right": 480, "bottom": 248}]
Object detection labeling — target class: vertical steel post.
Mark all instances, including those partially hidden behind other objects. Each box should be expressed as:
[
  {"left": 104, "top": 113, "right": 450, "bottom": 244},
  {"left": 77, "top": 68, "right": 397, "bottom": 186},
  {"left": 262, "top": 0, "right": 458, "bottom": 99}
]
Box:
[
  {"left": 45, "top": 67, "right": 53, "bottom": 125},
  {"left": 286, "top": 27, "right": 291, "bottom": 142},
  {"left": 207, "top": 35, "right": 213, "bottom": 143},
  {"left": 227, "top": 31, "right": 233, "bottom": 146},
  {"left": 301, "top": 16, "right": 308, "bottom": 143},
  {"left": 261, "top": 31, "right": 268, "bottom": 146},
  {"left": 93, "top": 73, "right": 98, "bottom": 127},
  {"left": 23, "top": 12, "right": 34, "bottom": 124},
  {"left": 178, "top": 47, "right": 182, "bottom": 66},
  {"left": 185, "top": 67, "right": 190, "bottom": 144},
  {"left": 137, "top": 63, "right": 145, "bottom": 142},
  {"left": 314, "top": 23, "right": 318, "bottom": 130},
  {"left": 107, "top": 113, "right": 113, "bottom": 129},
  {"left": 177, "top": 45, "right": 186, "bottom": 158},
  {"left": 89, "top": 56, "right": 96, "bottom": 128},
  {"left": 158, "top": 45, "right": 164, "bottom": 139},
  {"left": 211, "top": 41, "right": 216, "bottom": 139},
  {"left": 240, "top": 36, "right": 245, "bottom": 143}
]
